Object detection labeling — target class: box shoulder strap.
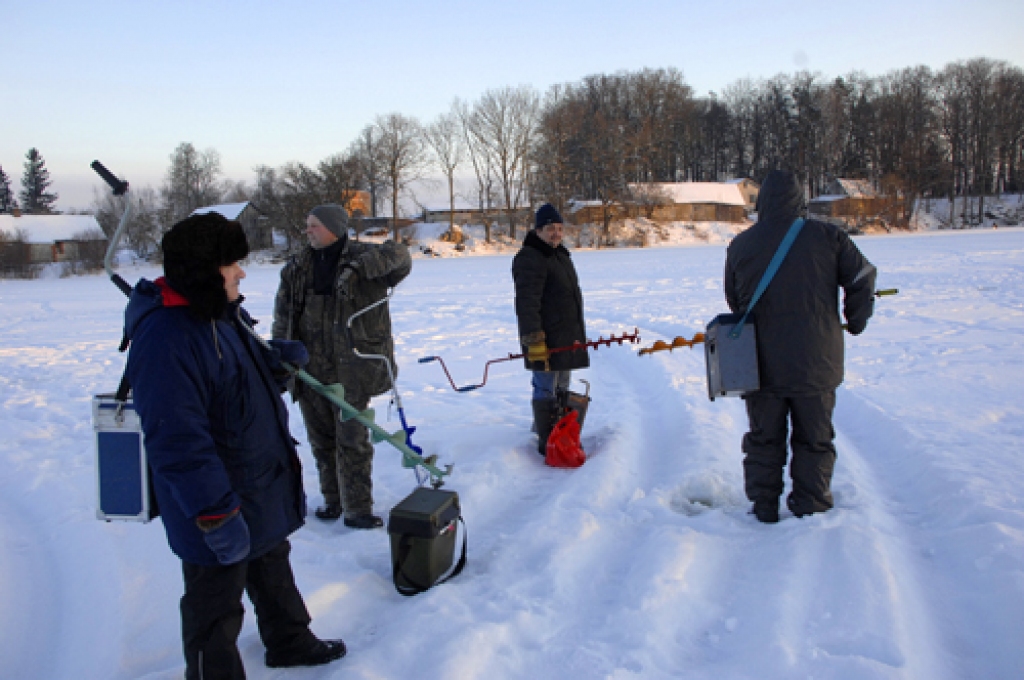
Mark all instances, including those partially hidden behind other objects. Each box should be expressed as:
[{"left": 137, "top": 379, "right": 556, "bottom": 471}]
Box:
[
  {"left": 393, "top": 516, "right": 468, "bottom": 597},
  {"left": 730, "top": 217, "right": 805, "bottom": 339}
]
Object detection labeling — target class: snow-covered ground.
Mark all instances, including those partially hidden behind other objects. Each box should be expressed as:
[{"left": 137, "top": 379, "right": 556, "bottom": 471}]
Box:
[{"left": 1, "top": 228, "right": 1022, "bottom": 679}]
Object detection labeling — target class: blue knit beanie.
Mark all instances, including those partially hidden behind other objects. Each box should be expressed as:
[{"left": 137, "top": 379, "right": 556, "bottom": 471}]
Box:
[{"left": 535, "top": 203, "right": 563, "bottom": 230}]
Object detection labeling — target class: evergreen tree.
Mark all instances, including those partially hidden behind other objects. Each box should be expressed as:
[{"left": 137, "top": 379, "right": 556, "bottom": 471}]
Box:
[
  {"left": 19, "top": 148, "right": 59, "bottom": 213},
  {"left": 0, "top": 165, "right": 15, "bottom": 213}
]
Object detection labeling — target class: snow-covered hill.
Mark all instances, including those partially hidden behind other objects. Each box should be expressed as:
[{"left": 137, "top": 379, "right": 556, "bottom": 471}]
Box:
[{"left": 0, "top": 228, "right": 1022, "bottom": 679}]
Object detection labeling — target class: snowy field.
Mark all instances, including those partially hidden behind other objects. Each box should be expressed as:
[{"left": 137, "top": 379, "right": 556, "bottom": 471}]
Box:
[{"left": 1, "top": 228, "right": 1023, "bottom": 679}]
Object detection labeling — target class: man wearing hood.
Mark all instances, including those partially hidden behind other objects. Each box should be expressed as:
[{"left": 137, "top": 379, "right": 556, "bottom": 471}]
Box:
[
  {"left": 125, "top": 213, "right": 346, "bottom": 678},
  {"left": 273, "top": 204, "right": 411, "bottom": 528},
  {"left": 724, "top": 169, "right": 876, "bottom": 523}
]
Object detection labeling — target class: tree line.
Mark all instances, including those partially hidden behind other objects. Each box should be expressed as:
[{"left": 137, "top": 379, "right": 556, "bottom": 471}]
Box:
[{"left": 15, "top": 56, "right": 1021, "bottom": 257}]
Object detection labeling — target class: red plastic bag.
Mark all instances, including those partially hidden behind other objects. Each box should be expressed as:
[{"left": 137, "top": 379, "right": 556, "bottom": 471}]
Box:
[{"left": 545, "top": 410, "right": 586, "bottom": 468}]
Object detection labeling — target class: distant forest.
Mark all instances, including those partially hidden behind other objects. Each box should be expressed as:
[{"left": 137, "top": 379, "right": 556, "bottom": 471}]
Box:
[{"left": 87, "top": 57, "right": 1024, "bottom": 253}]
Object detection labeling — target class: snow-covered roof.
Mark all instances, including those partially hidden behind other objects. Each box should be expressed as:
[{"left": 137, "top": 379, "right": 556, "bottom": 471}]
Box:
[
  {"left": 629, "top": 182, "right": 746, "bottom": 207},
  {"left": 191, "top": 202, "right": 250, "bottom": 220},
  {"left": 566, "top": 199, "right": 605, "bottom": 213},
  {"left": 809, "top": 194, "right": 847, "bottom": 203},
  {"left": 833, "top": 179, "right": 877, "bottom": 198},
  {"left": 0, "top": 214, "right": 103, "bottom": 243}
]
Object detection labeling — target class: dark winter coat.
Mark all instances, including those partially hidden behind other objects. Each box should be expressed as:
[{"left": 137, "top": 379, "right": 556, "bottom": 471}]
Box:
[
  {"left": 724, "top": 171, "right": 876, "bottom": 395},
  {"left": 125, "top": 278, "right": 305, "bottom": 566},
  {"left": 272, "top": 238, "right": 411, "bottom": 399},
  {"left": 512, "top": 230, "right": 589, "bottom": 371}
]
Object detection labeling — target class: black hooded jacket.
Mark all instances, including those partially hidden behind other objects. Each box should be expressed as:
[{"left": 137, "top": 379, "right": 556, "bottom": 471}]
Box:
[
  {"left": 724, "top": 170, "right": 876, "bottom": 395},
  {"left": 512, "top": 230, "right": 589, "bottom": 371}
]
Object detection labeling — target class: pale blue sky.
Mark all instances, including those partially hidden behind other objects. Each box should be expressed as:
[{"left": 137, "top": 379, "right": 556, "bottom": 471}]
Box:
[{"left": 4, "top": 0, "right": 1023, "bottom": 210}]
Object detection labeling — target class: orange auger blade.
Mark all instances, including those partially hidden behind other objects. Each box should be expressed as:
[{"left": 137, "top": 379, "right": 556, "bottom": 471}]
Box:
[{"left": 638, "top": 333, "right": 705, "bottom": 356}]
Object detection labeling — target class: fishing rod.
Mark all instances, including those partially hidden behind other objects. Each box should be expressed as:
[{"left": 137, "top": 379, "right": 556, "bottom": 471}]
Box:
[
  {"left": 637, "top": 289, "right": 900, "bottom": 357},
  {"left": 419, "top": 329, "right": 641, "bottom": 392}
]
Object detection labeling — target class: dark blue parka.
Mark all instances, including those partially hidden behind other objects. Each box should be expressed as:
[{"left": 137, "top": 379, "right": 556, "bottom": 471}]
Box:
[
  {"left": 512, "top": 230, "right": 590, "bottom": 371},
  {"left": 125, "top": 278, "right": 305, "bottom": 565}
]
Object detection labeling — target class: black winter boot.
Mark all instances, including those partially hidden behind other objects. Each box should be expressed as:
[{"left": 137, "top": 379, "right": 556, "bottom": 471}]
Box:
[
  {"left": 532, "top": 398, "right": 559, "bottom": 456},
  {"left": 751, "top": 499, "right": 780, "bottom": 524}
]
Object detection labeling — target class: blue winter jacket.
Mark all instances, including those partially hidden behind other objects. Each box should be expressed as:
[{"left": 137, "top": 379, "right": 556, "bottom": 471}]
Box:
[{"left": 124, "top": 278, "right": 306, "bottom": 565}]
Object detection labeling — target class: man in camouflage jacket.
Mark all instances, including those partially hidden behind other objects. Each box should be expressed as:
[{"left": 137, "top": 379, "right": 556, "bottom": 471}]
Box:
[{"left": 273, "top": 204, "right": 411, "bottom": 529}]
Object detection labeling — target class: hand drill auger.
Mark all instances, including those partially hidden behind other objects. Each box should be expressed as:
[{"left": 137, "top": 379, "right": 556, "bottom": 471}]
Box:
[
  {"left": 637, "top": 289, "right": 899, "bottom": 357},
  {"left": 419, "top": 329, "right": 642, "bottom": 392}
]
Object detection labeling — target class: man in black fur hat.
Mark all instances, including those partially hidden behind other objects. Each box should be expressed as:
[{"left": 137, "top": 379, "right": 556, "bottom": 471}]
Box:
[
  {"left": 512, "top": 203, "right": 590, "bottom": 454},
  {"left": 273, "top": 204, "right": 411, "bottom": 528},
  {"left": 725, "top": 169, "right": 876, "bottom": 523},
  {"left": 125, "top": 212, "right": 346, "bottom": 678}
]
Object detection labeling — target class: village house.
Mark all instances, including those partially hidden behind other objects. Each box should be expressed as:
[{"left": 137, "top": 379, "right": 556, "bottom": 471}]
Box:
[
  {"left": 627, "top": 182, "right": 749, "bottom": 223},
  {"left": 725, "top": 178, "right": 760, "bottom": 211},
  {"left": 0, "top": 211, "right": 107, "bottom": 272},
  {"left": 190, "top": 202, "right": 272, "bottom": 250},
  {"left": 807, "top": 178, "right": 895, "bottom": 230}
]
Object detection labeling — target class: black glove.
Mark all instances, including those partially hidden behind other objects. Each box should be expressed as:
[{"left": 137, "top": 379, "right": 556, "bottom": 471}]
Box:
[
  {"left": 198, "top": 510, "right": 250, "bottom": 565},
  {"left": 268, "top": 339, "right": 309, "bottom": 368}
]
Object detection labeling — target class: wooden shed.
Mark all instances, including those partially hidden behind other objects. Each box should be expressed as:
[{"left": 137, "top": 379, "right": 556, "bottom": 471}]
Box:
[
  {"left": 0, "top": 213, "right": 107, "bottom": 266},
  {"left": 808, "top": 179, "right": 894, "bottom": 223},
  {"left": 628, "top": 182, "right": 748, "bottom": 223},
  {"left": 191, "top": 202, "right": 271, "bottom": 250}
]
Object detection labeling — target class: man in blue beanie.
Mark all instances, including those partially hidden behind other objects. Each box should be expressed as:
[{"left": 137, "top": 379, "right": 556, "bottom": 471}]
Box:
[{"left": 512, "top": 203, "right": 590, "bottom": 454}]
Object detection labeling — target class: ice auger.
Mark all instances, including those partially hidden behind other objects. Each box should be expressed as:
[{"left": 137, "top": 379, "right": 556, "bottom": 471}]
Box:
[
  {"left": 637, "top": 288, "right": 899, "bottom": 357},
  {"left": 419, "top": 329, "right": 641, "bottom": 392},
  {"left": 345, "top": 290, "right": 436, "bottom": 487}
]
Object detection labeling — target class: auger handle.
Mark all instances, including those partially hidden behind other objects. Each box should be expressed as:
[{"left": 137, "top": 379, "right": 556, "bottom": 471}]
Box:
[
  {"left": 876, "top": 288, "right": 898, "bottom": 297},
  {"left": 418, "top": 356, "right": 438, "bottom": 363},
  {"left": 91, "top": 160, "right": 129, "bottom": 196}
]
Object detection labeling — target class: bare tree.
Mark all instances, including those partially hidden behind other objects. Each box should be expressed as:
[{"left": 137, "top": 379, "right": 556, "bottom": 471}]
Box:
[
  {"left": 160, "top": 142, "right": 223, "bottom": 227},
  {"left": 348, "top": 126, "right": 387, "bottom": 217},
  {"left": 423, "top": 105, "right": 467, "bottom": 233},
  {"left": 92, "top": 185, "right": 163, "bottom": 258},
  {"left": 456, "top": 98, "right": 500, "bottom": 242},
  {"left": 374, "top": 112, "right": 428, "bottom": 241},
  {"left": 465, "top": 86, "right": 540, "bottom": 240}
]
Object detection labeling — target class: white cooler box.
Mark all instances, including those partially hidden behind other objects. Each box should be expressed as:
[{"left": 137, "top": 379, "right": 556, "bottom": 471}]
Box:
[{"left": 93, "top": 394, "right": 155, "bottom": 522}]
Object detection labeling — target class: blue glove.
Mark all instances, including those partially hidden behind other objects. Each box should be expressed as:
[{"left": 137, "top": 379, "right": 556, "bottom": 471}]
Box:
[
  {"left": 202, "top": 511, "right": 251, "bottom": 565},
  {"left": 268, "top": 339, "right": 309, "bottom": 368}
]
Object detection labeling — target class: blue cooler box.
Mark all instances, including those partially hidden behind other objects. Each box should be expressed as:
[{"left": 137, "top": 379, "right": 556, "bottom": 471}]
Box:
[{"left": 93, "top": 394, "right": 155, "bottom": 522}]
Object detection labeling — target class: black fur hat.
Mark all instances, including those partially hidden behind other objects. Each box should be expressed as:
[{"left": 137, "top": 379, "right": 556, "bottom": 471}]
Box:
[{"left": 162, "top": 212, "right": 249, "bottom": 320}]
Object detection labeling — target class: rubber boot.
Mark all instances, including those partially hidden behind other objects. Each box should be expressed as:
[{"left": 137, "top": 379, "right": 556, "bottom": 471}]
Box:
[{"left": 532, "top": 398, "right": 559, "bottom": 456}]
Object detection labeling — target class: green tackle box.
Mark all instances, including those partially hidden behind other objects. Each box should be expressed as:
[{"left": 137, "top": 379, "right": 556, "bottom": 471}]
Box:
[{"left": 388, "top": 487, "right": 462, "bottom": 595}]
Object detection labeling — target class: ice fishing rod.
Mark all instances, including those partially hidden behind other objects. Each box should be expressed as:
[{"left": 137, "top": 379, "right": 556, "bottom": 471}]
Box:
[
  {"left": 419, "top": 329, "right": 641, "bottom": 392},
  {"left": 637, "top": 289, "right": 901, "bottom": 357},
  {"left": 92, "top": 160, "right": 132, "bottom": 297}
]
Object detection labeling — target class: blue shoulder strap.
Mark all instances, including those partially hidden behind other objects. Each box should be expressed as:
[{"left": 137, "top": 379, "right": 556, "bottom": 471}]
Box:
[{"left": 729, "top": 217, "right": 805, "bottom": 339}]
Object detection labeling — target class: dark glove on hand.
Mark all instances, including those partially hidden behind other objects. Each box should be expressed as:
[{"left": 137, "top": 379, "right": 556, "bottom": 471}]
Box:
[
  {"left": 337, "top": 266, "right": 359, "bottom": 300},
  {"left": 268, "top": 339, "right": 309, "bottom": 368},
  {"left": 199, "top": 510, "right": 250, "bottom": 565}
]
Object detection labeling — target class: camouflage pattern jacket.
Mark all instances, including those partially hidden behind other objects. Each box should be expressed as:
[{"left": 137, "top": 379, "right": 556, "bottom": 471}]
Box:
[{"left": 272, "top": 238, "right": 412, "bottom": 400}]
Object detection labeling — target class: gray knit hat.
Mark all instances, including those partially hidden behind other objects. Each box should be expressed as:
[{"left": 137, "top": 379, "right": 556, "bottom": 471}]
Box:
[{"left": 309, "top": 204, "right": 349, "bottom": 237}]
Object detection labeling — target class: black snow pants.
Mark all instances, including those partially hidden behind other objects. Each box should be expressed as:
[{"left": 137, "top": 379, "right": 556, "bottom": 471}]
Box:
[
  {"left": 741, "top": 391, "right": 837, "bottom": 516},
  {"left": 181, "top": 540, "right": 315, "bottom": 680}
]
